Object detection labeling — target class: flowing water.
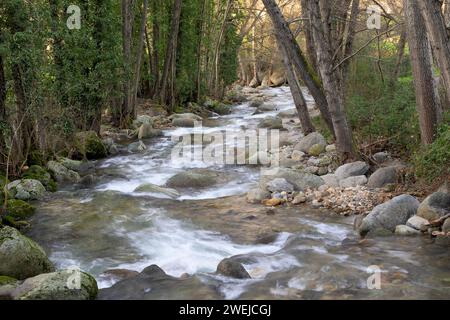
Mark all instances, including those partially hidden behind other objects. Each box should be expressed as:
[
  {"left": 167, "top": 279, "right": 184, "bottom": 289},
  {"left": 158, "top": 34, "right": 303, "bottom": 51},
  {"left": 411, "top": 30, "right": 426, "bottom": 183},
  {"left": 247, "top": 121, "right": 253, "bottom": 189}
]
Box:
[{"left": 27, "top": 87, "right": 450, "bottom": 299}]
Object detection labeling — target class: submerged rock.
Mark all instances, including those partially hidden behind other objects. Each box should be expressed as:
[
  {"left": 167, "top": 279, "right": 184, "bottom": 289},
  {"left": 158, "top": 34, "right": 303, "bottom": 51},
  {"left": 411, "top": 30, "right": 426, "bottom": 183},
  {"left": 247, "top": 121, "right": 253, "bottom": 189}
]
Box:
[
  {"left": 0, "top": 226, "right": 54, "bottom": 280},
  {"left": 166, "top": 169, "right": 227, "bottom": 189},
  {"left": 12, "top": 270, "right": 98, "bottom": 300},
  {"left": 216, "top": 258, "right": 251, "bottom": 279},
  {"left": 358, "top": 195, "right": 420, "bottom": 237},
  {"left": 7, "top": 179, "right": 46, "bottom": 201},
  {"left": 134, "top": 183, "right": 180, "bottom": 198}
]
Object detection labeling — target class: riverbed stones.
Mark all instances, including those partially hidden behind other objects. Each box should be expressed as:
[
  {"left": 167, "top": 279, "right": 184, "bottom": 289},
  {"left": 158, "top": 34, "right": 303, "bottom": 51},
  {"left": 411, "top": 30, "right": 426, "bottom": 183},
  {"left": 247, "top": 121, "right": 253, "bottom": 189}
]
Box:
[
  {"left": 12, "top": 270, "right": 98, "bottom": 300},
  {"left": 339, "top": 175, "right": 368, "bottom": 188},
  {"left": 0, "top": 226, "right": 54, "bottom": 280},
  {"left": 406, "top": 215, "right": 429, "bottom": 231},
  {"left": 395, "top": 225, "right": 421, "bottom": 236},
  {"left": 216, "top": 258, "right": 251, "bottom": 279},
  {"left": 308, "top": 144, "right": 326, "bottom": 157},
  {"left": 259, "top": 168, "right": 324, "bottom": 191},
  {"left": 7, "top": 179, "right": 46, "bottom": 201},
  {"left": 266, "top": 178, "right": 294, "bottom": 193},
  {"left": 294, "top": 132, "right": 326, "bottom": 153},
  {"left": 47, "top": 161, "right": 81, "bottom": 184},
  {"left": 416, "top": 189, "right": 450, "bottom": 221},
  {"left": 291, "top": 150, "right": 305, "bottom": 161},
  {"left": 134, "top": 183, "right": 180, "bottom": 198},
  {"left": 166, "top": 169, "right": 226, "bottom": 189},
  {"left": 246, "top": 188, "right": 271, "bottom": 204},
  {"left": 358, "top": 194, "right": 420, "bottom": 237},
  {"left": 335, "top": 161, "right": 369, "bottom": 181},
  {"left": 249, "top": 99, "right": 264, "bottom": 109},
  {"left": 257, "top": 116, "right": 283, "bottom": 129},
  {"left": 367, "top": 166, "right": 398, "bottom": 188}
]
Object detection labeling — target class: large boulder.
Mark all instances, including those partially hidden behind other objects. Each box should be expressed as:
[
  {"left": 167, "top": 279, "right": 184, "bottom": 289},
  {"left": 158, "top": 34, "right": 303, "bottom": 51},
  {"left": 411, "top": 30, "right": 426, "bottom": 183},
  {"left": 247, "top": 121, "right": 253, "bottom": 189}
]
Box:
[
  {"left": 358, "top": 195, "right": 420, "bottom": 237},
  {"left": 6, "top": 199, "right": 36, "bottom": 221},
  {"left": 257, "top": 116, "right": 283, "bottom": 129},
  {"left": 256, "top": 103, "right": 277, "bottom": 112},
  {"left": 134, "top": 183, "right": 180, "bottom": 198},
  {"left": 0, "top": 226, "right": 54, "bottom": 280},
  {"left": 138, "top": 123, "right": 162, "bottom": 140},
  {"left": 266, "top": 178, "right": 294, "bottom": 193},
  {"left": 335, "top": 161, "right": 369, "bottom": 181},
  {"left": 166, "top": 169, "right": 227, "bottom": 189},
  {"left": 368, "top": 166, "right": 398, "bottom": 188},
  {"left": 417, "top": 190, "right": 450, "bottom": 221},
  {"left": 74, "top": 131, "right": 108, "bottom": 160},
  {"left": 22, "top": 165, "right": 57, "bottom": 192},
  {"left": 47, "top": 161, "right": 81, "bottom": 184},
  {"left": 246, "top": 188, "right": 271, "bottom": 204},
  {"left": 277, "top": 109, "right": 297, "bottom": 118},
  {"left": 339, "top": 175, "right": 368, "bottom": 188},
  {"left": 132, "top": 115, "right": 153, "bottom": 129},
  {"left": 321, "top": 174, "right": 339, "bottom": 187},
  {"left": 406, "top": 215, "right": 429, "bottom": 231},
  {"left": 216, "top": 258, "right": 251, "bottom": 279},
  {"left": 259, "top": 168, "right": 324, "bottom": 191},
  {"left": 170, "top": 113, "right": 203, "bottom": 128},
  {"left": 59, "top": 158, "right": 94, "bottom": 175},
  {"left": 7, "top": 179, "right": 46, "bottom": 201},
  {"left": 12, "top": 270, "right": 98, "bottom": 300},
  {"left": 294, "top": 132, "right": 326, "bottom": 153}
]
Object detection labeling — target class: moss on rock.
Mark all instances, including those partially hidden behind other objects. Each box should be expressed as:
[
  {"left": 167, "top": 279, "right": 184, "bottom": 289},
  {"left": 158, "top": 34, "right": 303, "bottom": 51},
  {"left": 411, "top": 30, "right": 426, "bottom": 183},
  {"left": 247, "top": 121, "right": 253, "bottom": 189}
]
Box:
[
  {"left": 74, "top": 131, "right": 108, "bottom": 160},
  {"left": 22, "top": 165, "right": 57, "bottom": 192},
  {"left": 0, "top": 275, "right": 17, "bottom": 286},
  {"left": 6, "top": 199, "right": 36, "bottom": 220}
]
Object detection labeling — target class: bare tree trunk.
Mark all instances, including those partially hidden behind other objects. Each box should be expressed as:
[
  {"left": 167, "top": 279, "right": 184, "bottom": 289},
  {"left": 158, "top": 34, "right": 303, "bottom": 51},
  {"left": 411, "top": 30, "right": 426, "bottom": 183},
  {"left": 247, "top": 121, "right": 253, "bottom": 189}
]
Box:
[
  {"left": 301, "top": 0, "right": 319, "bottom": 74},
  {"left": 0, "top": 55, "right": 6, "bottom": 169},
  {"left": 391, "top": 26, "right": 407, "bottom": 85},
  {"left": 405, "top": 0, "right": 441, "bottom": 145},
  {"left": 307, "top": 0, "right": 356, "bottom": 160},
  {"left": 132, "top": 0, "right": 149, "bottom": 113},
  {"left": 151, "top": 0, "right": 160, "bottom": 97},
  {"left": 418, "top": 0, "right": 450, "bottom": 103},
  {"left": 121, "top": 0, "right": 134, "bottom": 127},
  {"left": 261, "top": 0, "right": 335, "bottom": 138},
  {"left": 278, "top": 43, "right": 315, "bottom": 135},
  {"left": 159, "top": 0, "right": 182, "bottom": 110},
  {"left": 195, "top": 0, "right": 207, "bottom": 102}
]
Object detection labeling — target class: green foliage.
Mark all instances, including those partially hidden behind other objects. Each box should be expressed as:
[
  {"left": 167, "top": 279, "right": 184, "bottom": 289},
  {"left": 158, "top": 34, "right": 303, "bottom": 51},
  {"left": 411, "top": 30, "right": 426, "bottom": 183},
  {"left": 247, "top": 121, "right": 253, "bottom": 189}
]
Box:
[{"left": 414, "top": 121, "right": 450, "bottom": 182}]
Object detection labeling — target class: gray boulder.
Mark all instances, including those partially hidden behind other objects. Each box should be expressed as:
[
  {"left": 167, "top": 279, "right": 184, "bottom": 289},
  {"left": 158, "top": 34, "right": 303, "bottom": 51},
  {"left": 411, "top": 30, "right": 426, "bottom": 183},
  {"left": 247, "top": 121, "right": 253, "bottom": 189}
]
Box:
[
  {"left": 12, "top": 270, "right": 98, "bottom": 300},
  {"left": 216, "top": 258, "right": 251, "bottom": 279},
  {"left": 132, "top": 115, "right": 153, "bottom": 129},
  {"left": 259, "top": 168, "right": 324, "bottom": 191},
  {"left": 7, "top": 179, "right": 46, "bottom": 201},
  {"left": 47, "top": 161, "right": 81, "bottom": 184},
  {"left": 368, "top": 166, "right": 398, "bottom": 188},
  {"left": 442, "top": 218, "right": 450, "bottom": 234},
  {"left": 246, "top": 188, "right": 271, "bottom": 204},
  {"left": 395, "top": 225, "right": 421, "bottom": 236},
  {"left": 59, "top": 158, "right": 94, "bottom": 174},
  {"left": 0, "top": 226, "right": 54, "bottom": 280},
  {"left": 166, "top": 169, "right": 226, "bottom": 189},
  {"left": 358, "top": 195, "right": 420, "bottom": 237},
  {"left": 417, "top": 190, "right": 450, "bottom": 221},
  {"left": 138, "top": 123, "right": 162, "bottom": 140},
  {"left": 256, "top": 103, "right": 277, "bottom": 112},
  {"left": 321, "top": 174, "right": 339, "bottom": 187},
  {"left": 294, "top": 132, "right": 326, "bottom": 153},
  {"left": 134, "top": 183, "right": 180, "bottom": 198},
  {"left": 257, "top": 116, "right": 283, "bottom": 129},
  {"left": 335, "top": 161, "right": 369, "bottom": 181},
  {"left": 373, "top": 152, "right": 390, "bottom": 164},
  {"left": 406, "top": 215, "right": 429, "bottom": 231},
  {"left": 277, "top": 109, "right": 297, "bottom": 118},
  {"left": 266, "top": 178, "right": 294, "bottom": 193},
  {"left": 339, "top": 175, "right": 368, "bottom": 188},
  {"left": 127, "top": 141, "right": 147, "bottom": 153},
  {"left": 170, "top": 113, "right": 203, "bottom": 128}
]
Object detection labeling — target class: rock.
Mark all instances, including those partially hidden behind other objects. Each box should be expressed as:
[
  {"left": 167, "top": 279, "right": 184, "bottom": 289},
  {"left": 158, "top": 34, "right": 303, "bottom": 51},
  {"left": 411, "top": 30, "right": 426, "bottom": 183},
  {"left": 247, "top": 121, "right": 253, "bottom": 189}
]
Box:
[
  {"left": 358, "top": 195, "right": 420, "bottom": 237},
  {"left": 134, "top": 183, "right": 180, "bottom": 198},
  {"left": 262, "top": 198, "right": 284, "bottom": 206},
  {"left": 246, "top": 188, "right": 271, "bottom": 204},
  {"left": 321, "top": 174, "right": 339, "bottom": 187},
  {"left": 166, "top": 169, "right": 226, "bottom": 189},
  {"left": 417, "top": 190, "right": 450, "bottom": 221},
  {"left": 325, "top": 144, "right": 336, "bottom": 152},
  {"left": 435, "top": 234, "right": 450, "bottom": 246},
  {"left": 79, "top": 175, "right": 95, "bottom": 187},
  {"left": 317, "top": 167, "right": 329, "bottom": 176},
  {"left": 256, "top": 103, "right": 277, "bottom": 112},
  {"left": 308, "top": 144, "right": 325, "bottom": 156},
  {"left": 266, "top": 178, "right": 294, "bottom": 193},
  {"left": 373, "top": 151, "right": 390, "bottom": 164},
  {"left": 339, "top": 175, "right": 368, "bottom": 188},
  {"left": 367, "top": 166, "right": 398, "bottom": 188},
  {"left": 59, "top": 158, "right": 94, "bottom": 174},
  {"left": 291, "top": 150, "right": 305, "bottom": 161},
  {"left": 0, "top": 226, "right": 54, "bottom": 280},
  {"left": 304, "top": 166, "right": 319, "bottom": 175},
  {"left": 6, "top": 199, "right": 35, "bottom": 221},
  {"left": 74, "top": 131, "right": 108, "bottom": 160},
  {"left": 395, "top": 225, "right": 421, "bottom": 236},
  {"left": 335, "top": 161, "right": 370, "bottom": 181},
  {"left": 259, "top": 168, "right": 324, "bottom": 191},
  {"left": 98, "top": 265, "right": 220, "bottom": 300},
  {"left": 12, "top": 270, "right": 98, "bottom": 300},
  {"left": 108, "top": 143, "right": 120, "bottom": 155},
  {"left": 249, "top": 99, "right": 264, "bottom": 109},
  {"left": 406, "top": 215, "right": 429, "bottom": 231},
  {"left": 443, "top": 218, "right": 450, "bottom": 234},
  {"left": 216, "top": 258, "right": 251, "bottom": 279},
  {"left": 257, "top": 116, "right": 283, "bottom": 129},
  {"left": 170, "top": 113, "right": 202, "bottom": 128},
  {"left": 7, "top": 179, "right": 46, "bottom": 201},
  {"left": 277, "top": 109, "right": 297, "bottom": 118},
  {"left": 47, "top": 161, "right": 81, "bottom": 184},
  {"left": 210, "top": 103, "right": 231, "bottom": 115},
  {"left": 132, "top": 115, "right": 153, "bottom": 129},
  {"left": 22, "top": 165, "right": 56, "bottom": 192},
  {"left": 138, "top": 123, "right": 162, "bottom": 140},
  {"left": 127, "top": 141, "right": 147, "bottom": 153},
  {"left": 294, "top": 132, "right": 326, "bottom": 153},
  {"left": 292, "top": 192, "right": 307, "bottom": 204}
]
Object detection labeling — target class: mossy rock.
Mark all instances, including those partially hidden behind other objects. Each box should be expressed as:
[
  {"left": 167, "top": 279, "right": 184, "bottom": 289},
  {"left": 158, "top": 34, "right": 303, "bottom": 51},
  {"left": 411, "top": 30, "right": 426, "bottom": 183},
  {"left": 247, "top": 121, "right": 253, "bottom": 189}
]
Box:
[
  {"left": 0, "top": 276, "right": 17, "bottom": 286},
  {"left": 6, "top": 199, "right": 36, "bottom": 221},
  {"left": 22, "top": 165, "right": 57, "bottom": 192},
  {"left": 308, "top": 143, "right": 326, "bottom": 156},
  {"left": 74, "top": 131, "right": 108, "bottom": 160}
]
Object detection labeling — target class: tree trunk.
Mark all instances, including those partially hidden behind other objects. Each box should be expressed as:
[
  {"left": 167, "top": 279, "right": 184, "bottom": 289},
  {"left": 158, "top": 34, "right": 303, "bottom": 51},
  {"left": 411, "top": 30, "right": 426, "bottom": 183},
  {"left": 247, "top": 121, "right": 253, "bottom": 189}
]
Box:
[
  {"left": 418, "top": 0, "right": 450, "bottom": 103},
  {"left": 391, "top": 26, "right": 407, "bottom": 85},
  {"left": 159, "top": 0, "right": 182, "bottom": 110},
  {"left": 151, "top": 0, "right": 160, "bottom": 97},
  {"left": 261, "top": 0, "right": 336, "bottom": 138},
  {"left": 301, "top": 0, "right": 319, "bottom": 74},
  {"left": 121, "top": 0, "right": 134, "bottom": 127},
  {"left": 0, "top": 55, "right": 6, "bottom": 168},
  {"left": 405, "top": 0, "right": 441, "bottom": 145},
  {"left": 278, "top": 43, "right": 315, "bottom": 135},
  {"left": 307, "top": 0, "right": 356, "bottom": 160}
]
